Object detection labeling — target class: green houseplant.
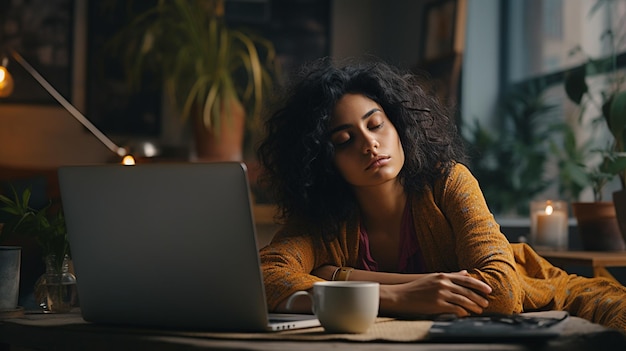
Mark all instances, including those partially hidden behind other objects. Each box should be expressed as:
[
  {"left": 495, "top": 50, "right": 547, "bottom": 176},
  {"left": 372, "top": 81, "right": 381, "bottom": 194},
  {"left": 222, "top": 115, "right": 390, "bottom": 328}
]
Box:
[
  {"left": 564, "top": 58, "right": 626, "bottom": 201},
  {"left": 464, "top": 78, "right": 559, "bottom": 216},
  {"left": 0, "top": 187, "right": 68, "bottom": 265},
  {"left": 562, "top": 0, "right": 626, "bottom": 250},
  {"left": 109, "top": 0, "right": 277, "bottom": 161},
  {"left": 0, "top": 186, "right": 76, "bottom": 312}
]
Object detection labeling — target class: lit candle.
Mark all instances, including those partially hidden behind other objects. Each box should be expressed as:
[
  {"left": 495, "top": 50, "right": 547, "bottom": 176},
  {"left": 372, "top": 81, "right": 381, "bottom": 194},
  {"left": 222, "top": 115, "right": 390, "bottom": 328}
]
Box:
[{"left": 534, "top": 204, "right": 567, "bottom": 248}]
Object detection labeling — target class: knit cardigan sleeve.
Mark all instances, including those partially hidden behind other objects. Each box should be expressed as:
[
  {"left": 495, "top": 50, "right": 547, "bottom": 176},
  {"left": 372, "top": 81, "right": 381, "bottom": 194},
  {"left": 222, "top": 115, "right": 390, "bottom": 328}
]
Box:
[
  {"left": 259, "top": 221, "right": 359, "bottom": 311},
  {"left": 416, "top": 163, "right": 524, "bottom": 314},
  {"left": 421, "top": 164, "right": 626, "bottom": 320}
]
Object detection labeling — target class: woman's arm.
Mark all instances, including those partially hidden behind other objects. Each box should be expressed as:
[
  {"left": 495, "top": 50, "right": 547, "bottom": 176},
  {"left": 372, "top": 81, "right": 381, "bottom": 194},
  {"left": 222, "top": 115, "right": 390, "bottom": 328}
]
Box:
[
  {"left": 260, "top": 232, "right": 325, "bottom": 312},
  {"left": 275, "top": 263, "right": 492, "bottom": 316},
  {"left": 273, "top": 266, "right": 431, "bottom": 313},
  {"left": 309, "top": 265, "right": 492, "bottom": 317},
  {"left": 312, "top": 265, "right": 424, "bottom": 284},
  {"left": 439, "top": 164, "right": 523, "bottom": 314}
]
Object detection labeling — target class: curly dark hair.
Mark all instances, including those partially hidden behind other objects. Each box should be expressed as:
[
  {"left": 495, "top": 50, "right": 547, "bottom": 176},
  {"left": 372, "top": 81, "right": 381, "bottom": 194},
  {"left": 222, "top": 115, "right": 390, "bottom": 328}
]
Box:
[{"left": 256, "top": 57, "right": 466, "bottom": 239}]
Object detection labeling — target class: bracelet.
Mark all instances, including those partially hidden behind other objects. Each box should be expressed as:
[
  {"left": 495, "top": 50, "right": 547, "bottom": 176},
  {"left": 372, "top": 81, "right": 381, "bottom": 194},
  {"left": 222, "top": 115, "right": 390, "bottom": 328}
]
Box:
[
  {"left": 333, "top": 267, "right": 354, "bottom": 281},
  {"left": 330, "top": 267, "right": 341, "bottom": 281}
]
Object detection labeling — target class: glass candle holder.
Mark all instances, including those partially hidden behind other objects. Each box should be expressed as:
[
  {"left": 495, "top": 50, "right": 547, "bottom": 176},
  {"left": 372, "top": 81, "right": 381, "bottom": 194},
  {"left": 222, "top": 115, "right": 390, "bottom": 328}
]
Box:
[{"left": 530, "top": 200, "right": 568, "bottom": 251}]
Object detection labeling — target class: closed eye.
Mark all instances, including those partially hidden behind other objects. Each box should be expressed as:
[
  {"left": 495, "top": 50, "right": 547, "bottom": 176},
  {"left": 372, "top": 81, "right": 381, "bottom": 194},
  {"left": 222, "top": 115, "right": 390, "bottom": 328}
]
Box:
[
  {"left": 333, "top": 135, "right": 352, "bottom": 147},
  {"left": 331, "top": 130, "right": 352, "bottom": 147},
  {"left": 369, "top": 122, "right": 384, "bottom": 130}
]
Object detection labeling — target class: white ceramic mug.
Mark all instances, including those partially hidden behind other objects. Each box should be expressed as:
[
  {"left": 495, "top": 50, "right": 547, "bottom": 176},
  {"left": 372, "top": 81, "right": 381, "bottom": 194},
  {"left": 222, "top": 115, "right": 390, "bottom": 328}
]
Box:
[{"left": 286, "top": 281, "right": 379, "bottom": 333}]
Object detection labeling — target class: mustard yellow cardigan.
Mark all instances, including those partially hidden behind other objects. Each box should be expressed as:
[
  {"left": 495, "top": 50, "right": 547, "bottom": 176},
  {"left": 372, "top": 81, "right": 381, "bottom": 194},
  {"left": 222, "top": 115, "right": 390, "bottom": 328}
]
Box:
[{"left": 259, "top": 163, "right": 626, "bottom": 330}]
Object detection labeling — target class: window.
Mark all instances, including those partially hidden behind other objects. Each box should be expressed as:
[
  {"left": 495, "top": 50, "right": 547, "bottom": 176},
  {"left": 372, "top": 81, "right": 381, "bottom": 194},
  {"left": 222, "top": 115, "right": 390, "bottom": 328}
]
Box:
[
  {"left": 505, "top": 0, "right": 626, "bottom": 203},
  {"left": 507, "top": 0, "right": 626, "bottom": 84}
]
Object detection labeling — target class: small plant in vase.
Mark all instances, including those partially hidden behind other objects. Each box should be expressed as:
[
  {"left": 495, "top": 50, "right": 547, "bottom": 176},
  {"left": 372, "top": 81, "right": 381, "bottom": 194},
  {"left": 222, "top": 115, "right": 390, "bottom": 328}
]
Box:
[{"left": 0, "top": 186, "right": 77, "bottom": 312}]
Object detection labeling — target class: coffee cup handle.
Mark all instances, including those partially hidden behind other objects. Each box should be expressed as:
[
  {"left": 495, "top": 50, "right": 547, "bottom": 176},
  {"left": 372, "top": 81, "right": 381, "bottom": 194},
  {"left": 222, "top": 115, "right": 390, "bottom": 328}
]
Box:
[{"left": 285, "top": 291, "right": 314, "bottom": 312}]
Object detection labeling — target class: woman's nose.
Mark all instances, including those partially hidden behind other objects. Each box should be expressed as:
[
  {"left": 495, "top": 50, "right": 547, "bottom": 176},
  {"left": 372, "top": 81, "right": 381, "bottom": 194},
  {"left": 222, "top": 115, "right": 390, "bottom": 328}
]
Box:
[{"left": 362, "top": 134, "right": 379, "bottom": 154}]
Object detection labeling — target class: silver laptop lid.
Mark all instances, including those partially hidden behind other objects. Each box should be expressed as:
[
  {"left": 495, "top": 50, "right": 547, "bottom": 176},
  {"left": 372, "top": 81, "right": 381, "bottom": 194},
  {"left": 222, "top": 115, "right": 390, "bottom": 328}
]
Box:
[{"left": 58, "top": 162, "right": 273, "bottom": 331}]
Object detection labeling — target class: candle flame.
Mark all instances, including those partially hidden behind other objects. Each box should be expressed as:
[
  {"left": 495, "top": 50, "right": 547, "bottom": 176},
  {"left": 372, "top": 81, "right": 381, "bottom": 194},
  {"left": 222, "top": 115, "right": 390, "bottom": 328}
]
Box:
[
  {"left": 122, "top": 155, "right": 136, "bottom": 165},
  {"left": 545, "top": 205, "right": 554, "bottom": 215}
]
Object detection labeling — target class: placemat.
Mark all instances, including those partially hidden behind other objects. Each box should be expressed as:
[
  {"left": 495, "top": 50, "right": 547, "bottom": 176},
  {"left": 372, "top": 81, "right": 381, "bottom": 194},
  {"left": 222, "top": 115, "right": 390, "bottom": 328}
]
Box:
[{"left": 187, "top": 318, "right": 433, "bottom": 342}]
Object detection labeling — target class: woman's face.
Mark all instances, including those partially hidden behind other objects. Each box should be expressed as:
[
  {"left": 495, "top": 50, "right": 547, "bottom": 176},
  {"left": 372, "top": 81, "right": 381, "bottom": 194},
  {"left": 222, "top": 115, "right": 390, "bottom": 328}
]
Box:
[{"left": 329, "top": 93, "right": 405, "bottom": 188}]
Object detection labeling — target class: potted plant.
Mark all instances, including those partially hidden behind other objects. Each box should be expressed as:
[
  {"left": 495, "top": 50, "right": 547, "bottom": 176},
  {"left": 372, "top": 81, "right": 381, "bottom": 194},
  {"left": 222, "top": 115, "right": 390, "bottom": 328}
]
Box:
[
  {"left": 464, "top": 78, "right": 559, "bottom": 217},
  {"left": 563, "top": 1, "right": 626, "bottom": 250},
  {"left": 108, "top": 0, "right": 277, "bottom": 161},
  {"left": 0, "top": 186, "right": 76, "bottom": 312}
]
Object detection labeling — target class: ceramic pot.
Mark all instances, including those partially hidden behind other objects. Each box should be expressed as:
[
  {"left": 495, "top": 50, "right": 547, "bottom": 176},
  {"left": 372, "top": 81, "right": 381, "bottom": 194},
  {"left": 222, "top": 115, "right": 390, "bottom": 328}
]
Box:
[
  {"left": 612, "top": 189, "right": 626, "bottom": 245},
  {"left": 572, "top": 202, "right": 626, "bottom": 251},
  {"left": 0, "top": 246, "right": 21, "bottom": 311}
]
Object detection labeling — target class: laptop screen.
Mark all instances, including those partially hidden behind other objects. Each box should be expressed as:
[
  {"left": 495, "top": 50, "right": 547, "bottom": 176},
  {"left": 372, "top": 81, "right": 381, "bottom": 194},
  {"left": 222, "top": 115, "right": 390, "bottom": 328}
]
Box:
[{"left": 58, "top": 162, "right": 283, "bottom": 331}]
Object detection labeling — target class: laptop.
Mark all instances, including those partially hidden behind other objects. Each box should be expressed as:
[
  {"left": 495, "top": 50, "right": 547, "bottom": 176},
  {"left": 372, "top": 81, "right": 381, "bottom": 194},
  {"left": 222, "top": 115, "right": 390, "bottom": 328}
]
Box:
[{"left": 57, "top": 162, "right": 319, "bottom": 332}]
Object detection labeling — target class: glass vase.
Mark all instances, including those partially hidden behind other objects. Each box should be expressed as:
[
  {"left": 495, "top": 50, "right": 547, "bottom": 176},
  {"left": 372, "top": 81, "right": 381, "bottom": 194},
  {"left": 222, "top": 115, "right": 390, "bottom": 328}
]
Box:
[{"left": 35, "top": 254, "right": 78, "bottom": 313}]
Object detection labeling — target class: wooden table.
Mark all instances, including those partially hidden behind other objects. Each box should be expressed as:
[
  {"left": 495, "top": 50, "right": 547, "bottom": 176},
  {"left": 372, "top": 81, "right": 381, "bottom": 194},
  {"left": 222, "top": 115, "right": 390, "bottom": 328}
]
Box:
[
  {"left": 536, "top": 250, "right": 626, "bottom": 283},
  {"left": 0, "top": 310, "right": 624, "bottom": 351}
]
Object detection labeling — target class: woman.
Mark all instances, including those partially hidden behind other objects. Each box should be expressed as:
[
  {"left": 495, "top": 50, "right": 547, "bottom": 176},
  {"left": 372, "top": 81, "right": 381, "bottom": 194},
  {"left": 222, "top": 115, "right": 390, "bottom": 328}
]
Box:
[{"left": 256, "top": 57, "right": 626, "bottom": 330}]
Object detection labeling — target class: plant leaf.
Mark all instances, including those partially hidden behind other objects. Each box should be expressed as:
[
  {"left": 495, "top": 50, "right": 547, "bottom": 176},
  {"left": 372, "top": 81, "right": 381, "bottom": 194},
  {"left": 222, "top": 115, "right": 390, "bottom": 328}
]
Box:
[
  {"left": 564, "top": 64, "right": 588, "bottom": 105},
  {"left": 604, "top": 155, "right": 626, "bottom": 175},
  {"left": 610, "top": 90, "right": 626, "bottom": 148}
]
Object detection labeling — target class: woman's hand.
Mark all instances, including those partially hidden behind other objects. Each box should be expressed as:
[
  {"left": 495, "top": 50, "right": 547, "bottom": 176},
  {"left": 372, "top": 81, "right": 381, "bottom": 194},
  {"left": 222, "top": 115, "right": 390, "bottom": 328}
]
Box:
[{"left": 380, "top": 270, "right": 492, "bottom": 317}]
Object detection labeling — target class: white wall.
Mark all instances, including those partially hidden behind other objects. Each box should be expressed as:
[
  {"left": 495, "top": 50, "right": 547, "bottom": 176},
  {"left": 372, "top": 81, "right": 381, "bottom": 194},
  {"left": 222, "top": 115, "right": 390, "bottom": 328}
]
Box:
[{"left": 461, "top": 0, "right": 501, "bottom": 134}]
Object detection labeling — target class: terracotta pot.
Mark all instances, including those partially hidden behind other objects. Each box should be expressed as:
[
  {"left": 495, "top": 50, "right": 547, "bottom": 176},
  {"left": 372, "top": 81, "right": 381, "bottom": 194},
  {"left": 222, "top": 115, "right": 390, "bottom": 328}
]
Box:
[
  {"left": 572, "top": 202, "right": 626, "bottom": 251},
  {"left": 193, "top": 98, "right": 246, "bottom": 162}
]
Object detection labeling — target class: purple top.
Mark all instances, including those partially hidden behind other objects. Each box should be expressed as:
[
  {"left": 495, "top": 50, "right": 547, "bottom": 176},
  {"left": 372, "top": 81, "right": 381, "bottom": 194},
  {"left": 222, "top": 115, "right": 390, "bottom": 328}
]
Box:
[{"left": 357, "top": 201, "right": 426, "bottom": 273}]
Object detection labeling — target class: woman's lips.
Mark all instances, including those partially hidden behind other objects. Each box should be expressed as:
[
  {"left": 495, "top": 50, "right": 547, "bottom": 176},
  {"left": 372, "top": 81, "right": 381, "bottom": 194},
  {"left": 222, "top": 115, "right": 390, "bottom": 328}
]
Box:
[{"left": 365, "top": 156, "right": 390, "bottom": 170}]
